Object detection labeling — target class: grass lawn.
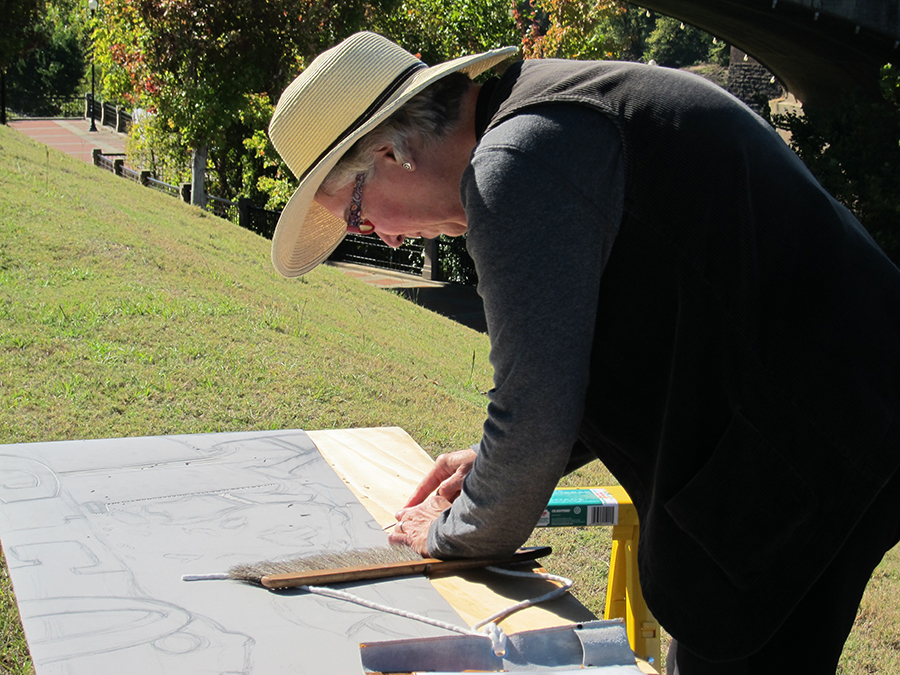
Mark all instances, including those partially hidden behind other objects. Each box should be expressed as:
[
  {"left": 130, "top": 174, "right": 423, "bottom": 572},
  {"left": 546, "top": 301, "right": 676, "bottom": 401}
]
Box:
[{"left": 1, "top": 124, "right": 898, "bottom": 673}]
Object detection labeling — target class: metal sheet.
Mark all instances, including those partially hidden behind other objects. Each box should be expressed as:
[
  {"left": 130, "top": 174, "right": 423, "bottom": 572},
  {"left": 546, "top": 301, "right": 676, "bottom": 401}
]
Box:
[
  {"left": 359, "top": 619, "right": 644, "bottom": 672},
  {"left": 0, "top": 430, "right": 466, "bottom": 674}
]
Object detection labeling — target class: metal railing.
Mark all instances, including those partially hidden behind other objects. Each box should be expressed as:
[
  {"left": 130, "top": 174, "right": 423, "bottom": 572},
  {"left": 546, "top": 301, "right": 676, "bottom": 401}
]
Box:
[
  {"left": 205, "top": 195, "right": 239, "bottom": 222},
  {"left": 119, "top": 164, "right": 151, "bottom": 185},
  {"left": 331, "top": 234, "right": 425, "bottom": 276},
  {"left": 85, "top": 94, "right": 131, "bottom": 133},
  {"left": 146, "top": 177, "right": 181, "bottom": 199},
  {"left": 90, "top": 149, "right": 475, "bottom": 283},
  {"left": 93, "top": 151, "right": 122, "bottom": 173},
  {"left": 238, "top": 201, "right": 279, "bottom": 240},
  {"left": 4, "top": 95, "right": 83, "bottom": 118}
]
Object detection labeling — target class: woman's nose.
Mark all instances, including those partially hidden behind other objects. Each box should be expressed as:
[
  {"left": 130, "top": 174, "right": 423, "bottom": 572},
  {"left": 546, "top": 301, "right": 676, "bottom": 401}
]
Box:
[{"left": 376, "top": 232, "right": 407, "bottom": 248}]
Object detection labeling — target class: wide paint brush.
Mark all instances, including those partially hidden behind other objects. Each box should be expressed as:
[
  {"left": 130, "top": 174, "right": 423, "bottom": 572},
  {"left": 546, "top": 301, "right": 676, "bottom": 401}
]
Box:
[{"left": 183, "top": 545, "right": 551, "bottom": 589}]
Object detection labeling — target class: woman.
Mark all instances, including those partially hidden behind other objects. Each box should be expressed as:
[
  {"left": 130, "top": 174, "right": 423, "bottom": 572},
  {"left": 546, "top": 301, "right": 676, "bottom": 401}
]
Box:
[{"left": 268, "top": 32, "right": 900, "bottom": 674}]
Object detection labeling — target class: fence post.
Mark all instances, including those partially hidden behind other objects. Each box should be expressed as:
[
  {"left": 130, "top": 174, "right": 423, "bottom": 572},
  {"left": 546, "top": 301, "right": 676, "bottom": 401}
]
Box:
[
  {"left": 139, "top": 170, "right": 151, "bottom": 186},
  {"left": 1, "top": 70, "right": 6, "bottom": 126},
  {"left": 422, "top": 238, "right": 441, "bottom": 281},
  {"left": 190, "top": 145, "right": 208, "bottom": 208},
  {"left": 180, "top": 183, "right": 192, "bottom": 204},
  {"left": 113, "top": 158, "right": 124, "bottom": 176},
  {"left": 92, "top": 148, "right": 102, "bottom": 166},
  {"left": 237, "top": 198, "right": 251, "bottom": 232}
]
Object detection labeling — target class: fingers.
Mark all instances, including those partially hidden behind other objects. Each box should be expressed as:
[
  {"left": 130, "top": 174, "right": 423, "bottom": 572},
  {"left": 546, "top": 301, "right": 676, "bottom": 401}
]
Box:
[
  {"left": 403, "top": 449, "right": 474, "bottom": 508},
  {"left": 435, "top": 473, "right": 464, "bottom": 502},
  {"left": 388, "top": 494, "right": 453, "bottom": 556},
  {"left": 403, "top": 470, "right": 446, "bottom": 510}
]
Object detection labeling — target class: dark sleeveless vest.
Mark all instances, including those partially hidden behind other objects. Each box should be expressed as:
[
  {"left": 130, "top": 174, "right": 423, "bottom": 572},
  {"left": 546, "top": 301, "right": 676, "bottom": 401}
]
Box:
[{"left": 483, "top": 60, "right": 900, "bottom": 659}]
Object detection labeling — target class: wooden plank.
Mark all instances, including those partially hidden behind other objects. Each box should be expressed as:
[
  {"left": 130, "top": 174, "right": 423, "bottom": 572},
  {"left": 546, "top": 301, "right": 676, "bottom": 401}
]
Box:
[
  {"left": 309, "top": 427, "right": 599, "bottom": 631},
  {"left": 307, "top": 427, "right": 434, "bottom": 527}
]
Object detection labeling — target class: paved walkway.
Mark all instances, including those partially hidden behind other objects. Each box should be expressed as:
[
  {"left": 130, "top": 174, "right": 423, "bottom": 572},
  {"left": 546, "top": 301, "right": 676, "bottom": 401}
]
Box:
[
  {"left": 7, "top": 117, "right": 487, "bottom": 332},
  {"left": 9, "top": 117, "right": 127, "bottom": 162}
]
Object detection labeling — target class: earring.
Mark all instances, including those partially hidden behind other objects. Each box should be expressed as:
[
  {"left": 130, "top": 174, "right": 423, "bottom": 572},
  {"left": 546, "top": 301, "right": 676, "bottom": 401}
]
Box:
[{"left": 402, "top": 161, "right": 414, "bottom": 172}]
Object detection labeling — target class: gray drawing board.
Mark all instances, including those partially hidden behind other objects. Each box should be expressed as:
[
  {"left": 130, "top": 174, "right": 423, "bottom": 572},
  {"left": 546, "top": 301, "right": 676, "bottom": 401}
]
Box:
[{"left": 0, "top": 429, "right": 467, "bottom": 674}]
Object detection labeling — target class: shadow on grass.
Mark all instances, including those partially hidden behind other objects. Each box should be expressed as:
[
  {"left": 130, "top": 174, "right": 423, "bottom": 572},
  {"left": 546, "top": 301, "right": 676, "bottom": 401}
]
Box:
[{"left": 393, "top": 285, "right": 487, "bottom": 334}]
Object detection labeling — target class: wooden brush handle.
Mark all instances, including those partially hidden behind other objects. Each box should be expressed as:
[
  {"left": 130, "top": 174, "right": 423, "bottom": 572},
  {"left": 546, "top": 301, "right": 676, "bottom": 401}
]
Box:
[{"left": 260, "top": 545, "right": 552, "bottom": 589}]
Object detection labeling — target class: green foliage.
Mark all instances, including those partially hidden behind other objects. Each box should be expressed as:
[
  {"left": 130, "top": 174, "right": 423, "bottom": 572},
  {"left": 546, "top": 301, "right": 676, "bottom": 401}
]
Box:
[
  {"left": 643, "top": 14, "right": 727, "bottom": 68},
  {"left": 191, "top": 92, "right": 282, "bottom": 202},
  {"left": 0, "top": 0, "right": 49, "bottom": 72},
  {"left": 92, "top": 0, "right": 146, "bottom": 106},
  {"left": 882, "top": 62, "right": 900, "bottom": 113},
  {"left": 594, "top": 2, "right": 654, "bottom": 62},
  {"left": 517, "top": 0, "right": 623, "bottom": 60},
  {"left": 93, "top": 0, "right": 397, "bottom": 200},
  {"left": 514, "top": 3, "right": 727, "bottom": 66},
  {"left": 4, "top": 0, "right": 89, "bottom": 115},
  {"left": 125, "top": 111, "right": 192, "bottom": 187},
  {"left": 437, "top": 235, "right": 477, "bottom": 284},
  {"left": 125, "top": 84, "right": 281, "bottom": 201},
  {"left": 373, "top": 0, "right": 518, "bottom": 65},
  {"left": 241, "top": 94, "right": 297, "bottom": 210},
  {"left": 98, "top": 0, "right": 386, "bottom": 143},
  {"left": 771, "top": 65, "right": 900, "bottom": 266}
]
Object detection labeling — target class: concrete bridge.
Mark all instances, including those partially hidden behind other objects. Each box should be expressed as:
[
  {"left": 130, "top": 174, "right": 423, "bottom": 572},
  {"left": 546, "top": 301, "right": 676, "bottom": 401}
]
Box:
[{"left": 636, "top": 0, "right": 900, "bottom": 109}]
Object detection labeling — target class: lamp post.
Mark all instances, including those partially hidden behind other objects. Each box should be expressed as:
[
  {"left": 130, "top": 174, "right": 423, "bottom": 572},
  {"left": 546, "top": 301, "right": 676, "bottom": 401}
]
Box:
[{"left": 88, "top": 0, "right": 98, "bottom": 132}]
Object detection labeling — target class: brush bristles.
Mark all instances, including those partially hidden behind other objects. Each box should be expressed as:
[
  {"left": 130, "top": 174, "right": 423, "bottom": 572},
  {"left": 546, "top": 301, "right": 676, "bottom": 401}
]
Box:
[{"left": 228, "top": 544, "right": 423, "bottom": 584}]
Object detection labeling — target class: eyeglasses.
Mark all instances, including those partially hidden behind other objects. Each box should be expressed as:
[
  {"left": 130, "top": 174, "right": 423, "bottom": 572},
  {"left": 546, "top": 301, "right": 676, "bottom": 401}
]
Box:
[{"left": 346, "top": 172, "right": 373, "bottom": 234}]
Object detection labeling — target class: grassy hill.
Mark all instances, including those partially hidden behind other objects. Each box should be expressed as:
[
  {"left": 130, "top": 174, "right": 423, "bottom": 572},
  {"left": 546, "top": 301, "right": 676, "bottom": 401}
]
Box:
[
  {"left": 1, "top": 124, "right": 898, "bottom": 674},
  {"left": 0, "top": 125, "right": 496, "bottom": 448}
]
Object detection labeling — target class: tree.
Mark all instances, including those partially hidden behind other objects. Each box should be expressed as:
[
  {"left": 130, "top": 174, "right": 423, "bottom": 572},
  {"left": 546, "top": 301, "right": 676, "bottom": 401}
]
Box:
[
  {"left": 1, "top": 0, "right": 49, "bottom": 123},
  {"left": 516, "top": 0, "right": 623, "bottom": 60},
  {"left": 591, "top": 2, "right": 654, "bottom": 62},
  {"left": 0, "top": 0, "right": 49, "bottom": 73},
  {"left": 770, "top": 64, "right": 900, "bottom": 265},
  {"left": 5, "top": 0, "right": 89, "bottom": 116},
  {"left": 372, "top": 0, "right": 518, "bottom": 66},
  {"left": 96, "top": 0, "right": 394, "bottom": 204},
  {"left": 643, "top": 14, "right": 727, "bottom": 68}
]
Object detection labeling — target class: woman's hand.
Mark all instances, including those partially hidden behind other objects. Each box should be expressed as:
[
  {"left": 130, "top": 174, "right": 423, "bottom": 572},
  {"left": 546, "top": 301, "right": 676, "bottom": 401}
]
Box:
[
  {"left": 401, "top": 448, "right": 477, "bottom": 509},
  {"left": 387, "top": 448, "right": 476, "bottom": 556},
  {"left": 387, "top": 493, "right": 452, "bottom": 555}
]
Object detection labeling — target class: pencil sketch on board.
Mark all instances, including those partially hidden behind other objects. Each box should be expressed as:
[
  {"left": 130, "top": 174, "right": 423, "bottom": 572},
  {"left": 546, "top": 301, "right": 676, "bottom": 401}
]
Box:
[{"left": 0, "top": 430, "right": 465, "bottom": 674}]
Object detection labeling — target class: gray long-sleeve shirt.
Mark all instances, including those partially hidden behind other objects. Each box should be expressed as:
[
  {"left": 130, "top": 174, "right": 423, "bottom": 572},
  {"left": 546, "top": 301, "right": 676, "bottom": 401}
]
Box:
[{"left": 427, "top": 103, "right": 625, "bottom": 558}]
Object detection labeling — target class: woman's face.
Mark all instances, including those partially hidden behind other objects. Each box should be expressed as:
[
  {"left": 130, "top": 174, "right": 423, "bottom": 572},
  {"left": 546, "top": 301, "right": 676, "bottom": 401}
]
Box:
[{"left": 315, "top": 140, "right": 470, "bottom": 248}]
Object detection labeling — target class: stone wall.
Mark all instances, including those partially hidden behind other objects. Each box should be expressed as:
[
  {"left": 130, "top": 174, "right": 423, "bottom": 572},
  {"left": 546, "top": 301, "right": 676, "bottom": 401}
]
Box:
[{"left": 727, "top": 47, "right": 785, "bottom": 113}]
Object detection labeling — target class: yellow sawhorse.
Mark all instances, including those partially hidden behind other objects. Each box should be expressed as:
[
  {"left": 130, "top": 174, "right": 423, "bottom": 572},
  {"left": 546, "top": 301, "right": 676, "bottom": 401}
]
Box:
[{"left": 601, "top": 485, "right": 661, "bottom": 669}]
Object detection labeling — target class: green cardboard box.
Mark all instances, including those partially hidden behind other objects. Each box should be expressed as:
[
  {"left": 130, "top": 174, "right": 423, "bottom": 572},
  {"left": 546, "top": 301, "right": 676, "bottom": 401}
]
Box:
[{"left": 536, "top": 487, "right": 619, "bottom": 527}]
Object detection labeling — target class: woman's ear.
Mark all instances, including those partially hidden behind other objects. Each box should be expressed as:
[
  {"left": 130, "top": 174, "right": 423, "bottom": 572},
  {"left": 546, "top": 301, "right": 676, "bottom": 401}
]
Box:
[
  {"left": 373, "top": 143, "right": 414, "bottom": 174},
  {"left": 373, "top": 143, "right": 397, "bottom": 163}
]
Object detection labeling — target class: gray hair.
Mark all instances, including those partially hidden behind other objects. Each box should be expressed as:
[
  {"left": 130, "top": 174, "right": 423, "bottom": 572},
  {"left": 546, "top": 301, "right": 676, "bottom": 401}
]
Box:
[{"left": 319, "top": 72, "right": 473, "bottom": 195}]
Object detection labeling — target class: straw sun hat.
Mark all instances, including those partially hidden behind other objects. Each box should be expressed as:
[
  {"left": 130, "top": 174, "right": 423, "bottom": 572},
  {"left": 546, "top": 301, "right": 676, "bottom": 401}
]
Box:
[{"left": 268, "top": 32, "right": 518, "bottom": 277}]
